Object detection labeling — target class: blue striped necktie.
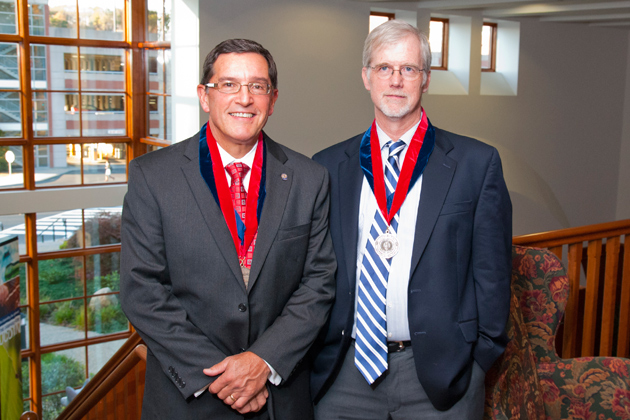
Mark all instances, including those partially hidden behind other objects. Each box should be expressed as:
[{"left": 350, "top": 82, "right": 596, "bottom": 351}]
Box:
[{"left": 355, "top": 139, "right": 405, "bottom": 384}]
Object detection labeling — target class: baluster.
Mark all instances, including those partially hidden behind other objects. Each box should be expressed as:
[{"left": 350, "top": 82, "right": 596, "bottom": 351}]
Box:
[
  {"left": 564, "top": 242, "right": 583, "bottom": 358},
  {"left": 600, "top": 236, "right": 621, "bottom": 356},
  {"left": 617, "top": 235, "right": 630, "bottom": 357},
  {"left": 582, "top": 239, "right": 603, "bottom": 356}
]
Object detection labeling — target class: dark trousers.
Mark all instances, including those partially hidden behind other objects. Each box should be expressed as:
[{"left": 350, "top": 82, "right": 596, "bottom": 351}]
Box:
[{"left": 314, "top": 342, "right": 485, "bottom": 420}]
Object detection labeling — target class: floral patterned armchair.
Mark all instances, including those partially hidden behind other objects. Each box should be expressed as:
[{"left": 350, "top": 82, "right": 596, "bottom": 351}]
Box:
[{"left": 485, "top": 245, "right": 630, "bottom": 419}]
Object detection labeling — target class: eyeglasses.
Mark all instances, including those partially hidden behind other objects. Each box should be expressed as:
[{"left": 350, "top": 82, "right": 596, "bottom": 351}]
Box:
[
  {"left": 369, "top": 64, "right": 425, "bottom": 81},
  {"left": 205, "top": 81, "right": 272, "bottom": 95}
]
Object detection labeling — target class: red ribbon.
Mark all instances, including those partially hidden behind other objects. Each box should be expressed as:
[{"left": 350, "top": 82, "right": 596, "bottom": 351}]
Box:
[
  {"left": 370, "top": 110, "right": 428, "bottom": 225},
  {"left": 206, "top": 125, "right": 263, "bottom": 263}
]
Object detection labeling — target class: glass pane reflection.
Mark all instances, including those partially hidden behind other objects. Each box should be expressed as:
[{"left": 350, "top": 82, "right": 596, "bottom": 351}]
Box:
[
  {"left": 38, "top": 257, "right": 84, "bottom": 301},
  {"left": 429, "top": 20, "right": 444, "bottom": 68},
  {"left": 0, "top": 145, "right": 24, "bottom": 189},
  {"left": 79, "top": 0, "right": 124, "bottom": 41},
  {"left": 0, "top": 0, "right": 17, "bottom": 35},
  {"left": 84, "top": 208, "right": 122, "bottom": 247},
  {"left": 29, "top": 0, "right": 77, "bottom": 38},
  {"left": 0, "top": 213, "right": 26, "bottom": 254},
  {"left": 78, "top": 47, "right": 125, "bottom": 91},
  {"left": 39, "top": 300, "right": 86, "bottom": 346},
  {"left": 88, "top": 339, "right": 125, "bottom": 376},
  {"left": 86, "top": 252, "right": 120, "bottom": 294},
  {"left": 35, "top": 210, "right": 84, "bottom": 251},
  {"left": 34, "top": 144, "right": 81, "bottom": 187},
  {"left": 81, "top": 94, "right": 126, "bottom": 137}
]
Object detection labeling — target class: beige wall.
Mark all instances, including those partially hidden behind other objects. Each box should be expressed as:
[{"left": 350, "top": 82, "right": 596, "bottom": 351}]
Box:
[
  {"left": 617, "top": 31, "right": 630, "bottom": 221},
  {"left": 424, "top": 18, "right": 629, "bottom": 234},
  {"left": 198, "top": 0, "right": 374, "bottom": 153},
  {"left": 198, "top": 0, "right": 630, "bottom": 236}
]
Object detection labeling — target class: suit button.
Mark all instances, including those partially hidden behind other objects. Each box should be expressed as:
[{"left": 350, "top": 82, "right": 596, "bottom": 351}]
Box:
[
  {"left": 238, "top": 303, "right": 247, "bottom": 312},
  {"left": 181, "top": 381, "right": 186, "bottom": 388},
  {"left": 240, "top": 348, "right": 246, "bottom": 353}
]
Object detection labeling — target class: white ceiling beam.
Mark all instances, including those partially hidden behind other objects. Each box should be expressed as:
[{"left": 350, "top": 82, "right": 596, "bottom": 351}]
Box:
[
  {"left": 416, "top": 0, "right": 537, "bottom": 9},
  {"left": 485, "top": 1, "right": 630, "bottom": 17},
  {"left": 540, "top": 12, "right": 630, "bottom": 21}
]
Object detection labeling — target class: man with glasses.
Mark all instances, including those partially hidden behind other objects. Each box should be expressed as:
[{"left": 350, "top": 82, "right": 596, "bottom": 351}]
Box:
[
  {"left": 310, "top": 20, "right": 512, "bottom": 419},
  {"left": 121, "top": 39, "right": 336, "bottom": 420}
]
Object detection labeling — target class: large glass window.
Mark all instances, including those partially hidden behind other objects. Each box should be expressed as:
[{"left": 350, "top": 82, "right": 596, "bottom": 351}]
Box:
[{"left": 1, "top": 1, "right": 170, "bottom": 418}]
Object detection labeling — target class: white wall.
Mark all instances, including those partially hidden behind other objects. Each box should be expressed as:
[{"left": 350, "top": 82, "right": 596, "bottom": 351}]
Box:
[{"left": 196, "top": 1, "right": 630, "bottom": 236}]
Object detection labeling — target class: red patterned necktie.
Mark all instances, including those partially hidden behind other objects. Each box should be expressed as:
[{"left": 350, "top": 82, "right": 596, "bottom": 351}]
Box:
[{"left": 225, "top": 162, "right": 256, "bottom": 270}]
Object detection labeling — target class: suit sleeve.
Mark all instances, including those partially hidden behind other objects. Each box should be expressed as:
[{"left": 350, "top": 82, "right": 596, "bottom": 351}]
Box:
[
  {"left": 247, "top": 167, "right": 337, "bottom": 381},
  {"left": 471, "top": 148, "right": 512, "bottom": 371},
  {"left": 120, "top": 159, "right": 227, "bottom": 399}
]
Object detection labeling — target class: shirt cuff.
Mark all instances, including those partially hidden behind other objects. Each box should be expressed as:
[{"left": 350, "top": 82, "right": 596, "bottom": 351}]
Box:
[
  {"left": 264, "top": 360, "right": 282, "bottom": 386},
  {"left": 194, "top": 384, "right": 209, "bottom": 398}
]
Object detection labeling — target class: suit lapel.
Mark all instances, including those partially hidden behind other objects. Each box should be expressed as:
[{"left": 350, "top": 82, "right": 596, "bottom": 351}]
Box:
[
  {"left": 339, "top": 136, "right": 364, "bottom": 291},
  {"left": 410, "top": 130, "right": 456, "bottom": 276},
  {"left": 248, "top": 135, "right": 292, "bottom": 291},
  {"left": 180, "top": 135, "right": 245, "bottom": 290}
]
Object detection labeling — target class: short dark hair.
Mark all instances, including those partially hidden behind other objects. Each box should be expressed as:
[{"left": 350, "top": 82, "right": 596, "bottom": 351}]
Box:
[{"left": 199, "top": 39, "right": 278, "bottom": 89}]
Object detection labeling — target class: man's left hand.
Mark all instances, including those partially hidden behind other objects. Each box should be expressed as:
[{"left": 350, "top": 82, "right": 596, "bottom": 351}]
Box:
[{"left": 204, "top": 352, "right": 270, "bottom": 412}]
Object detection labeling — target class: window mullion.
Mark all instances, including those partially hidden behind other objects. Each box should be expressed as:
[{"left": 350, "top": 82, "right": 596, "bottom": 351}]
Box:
[
  {"left": 25, "top": 212, "right": 42, "bottom": 415},
  {"left": 129, "top": 0, "right": 147, "bottom": 160},
  {"left": 18, "top": 0, "right": 35, "bottom": 190}
]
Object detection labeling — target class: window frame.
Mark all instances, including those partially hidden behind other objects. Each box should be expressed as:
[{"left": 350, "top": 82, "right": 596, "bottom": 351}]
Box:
[
  {"left": 369, "top": 11, "right": 395, "bottom": 33},
  {"left": 481, "top": 22, "right": 498, "bottom": 72},
  {"left": 430, "top": 17, "right": 449, "bottom": 71}
]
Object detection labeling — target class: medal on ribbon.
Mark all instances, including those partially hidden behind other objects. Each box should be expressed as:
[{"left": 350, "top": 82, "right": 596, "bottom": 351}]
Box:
[
  {"left": 198, "top": 123, "right": 267, "bottom": 268},
  {"left": 359, "top": 109, "right": 435, "bottom": 258}
]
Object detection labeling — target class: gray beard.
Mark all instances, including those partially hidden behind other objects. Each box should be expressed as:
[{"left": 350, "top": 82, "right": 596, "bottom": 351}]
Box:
[{"left": 379, "top": 100, "right": 411, "bottom": 119}]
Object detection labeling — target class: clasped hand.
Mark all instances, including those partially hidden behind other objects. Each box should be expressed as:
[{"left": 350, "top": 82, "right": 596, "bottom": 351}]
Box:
[{"left": 204, "top": 351, "right": 270, "bottom": 414}]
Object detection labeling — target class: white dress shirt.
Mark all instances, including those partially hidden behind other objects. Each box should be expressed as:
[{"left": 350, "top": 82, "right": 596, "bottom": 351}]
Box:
[
  {"left": 352, "top": 120, "right": 423, "bottom": 342},
  {"left": 195, "top": 140, "right": 281, "bottom": 397}
]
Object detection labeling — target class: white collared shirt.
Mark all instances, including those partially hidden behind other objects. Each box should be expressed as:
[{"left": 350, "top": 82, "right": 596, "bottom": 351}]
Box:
[{"left": 352, "top": 120, "right": 423, "bottom": 342}]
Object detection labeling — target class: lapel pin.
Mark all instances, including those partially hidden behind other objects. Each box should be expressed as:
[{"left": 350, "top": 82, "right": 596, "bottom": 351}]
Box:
[{"left": 281, "top": 173, "right": 288, "bottom": 181}]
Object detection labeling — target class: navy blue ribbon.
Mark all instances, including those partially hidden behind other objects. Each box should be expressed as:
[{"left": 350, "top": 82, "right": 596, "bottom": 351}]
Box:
[
  {"left": 199, "top": 123, "right": 267, "bottom": 244},
  {"left": 359, "top": 119, "right": 436, "bottom": 201}
]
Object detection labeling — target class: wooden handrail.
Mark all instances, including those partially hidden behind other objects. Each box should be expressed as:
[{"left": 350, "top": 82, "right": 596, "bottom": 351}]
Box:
[
  {"left": 513, "top": 219, "right": 630, "bottom": 360},
  {"left": 56, "top": 332, "right": 146, "bottom": 420},
  {"left": 513, "top": 219, "right": 630, "bottom": 248}
]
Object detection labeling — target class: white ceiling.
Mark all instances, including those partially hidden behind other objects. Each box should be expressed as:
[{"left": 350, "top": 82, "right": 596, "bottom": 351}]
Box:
[{"left": 364, "top": 0, "right": 630, "bottom": 28}]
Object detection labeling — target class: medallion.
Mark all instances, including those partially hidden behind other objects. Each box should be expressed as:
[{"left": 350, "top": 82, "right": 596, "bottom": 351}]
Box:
[
  {"left": 374, "top": 229, "right": 399, "bottom": 259},
  {"left": 241, "top": 265, "right": 250, "bottom": 289}
]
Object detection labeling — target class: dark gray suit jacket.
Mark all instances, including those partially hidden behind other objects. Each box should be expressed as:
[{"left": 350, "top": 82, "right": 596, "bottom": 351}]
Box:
[
  {"left": 120, "top": 131, "right": 336, "bottom": 419},
  {"left": 310, "top": 127, "right": 512, "bottom": 411}
]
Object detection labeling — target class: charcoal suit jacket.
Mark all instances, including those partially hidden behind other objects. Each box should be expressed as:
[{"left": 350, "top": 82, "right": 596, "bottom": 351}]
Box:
[
  {"left": 310, "top": 126, "right": 512, "bottom": 411},
  {"left": 120, "top": 130, "right": 336, "bottom": 419}
]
